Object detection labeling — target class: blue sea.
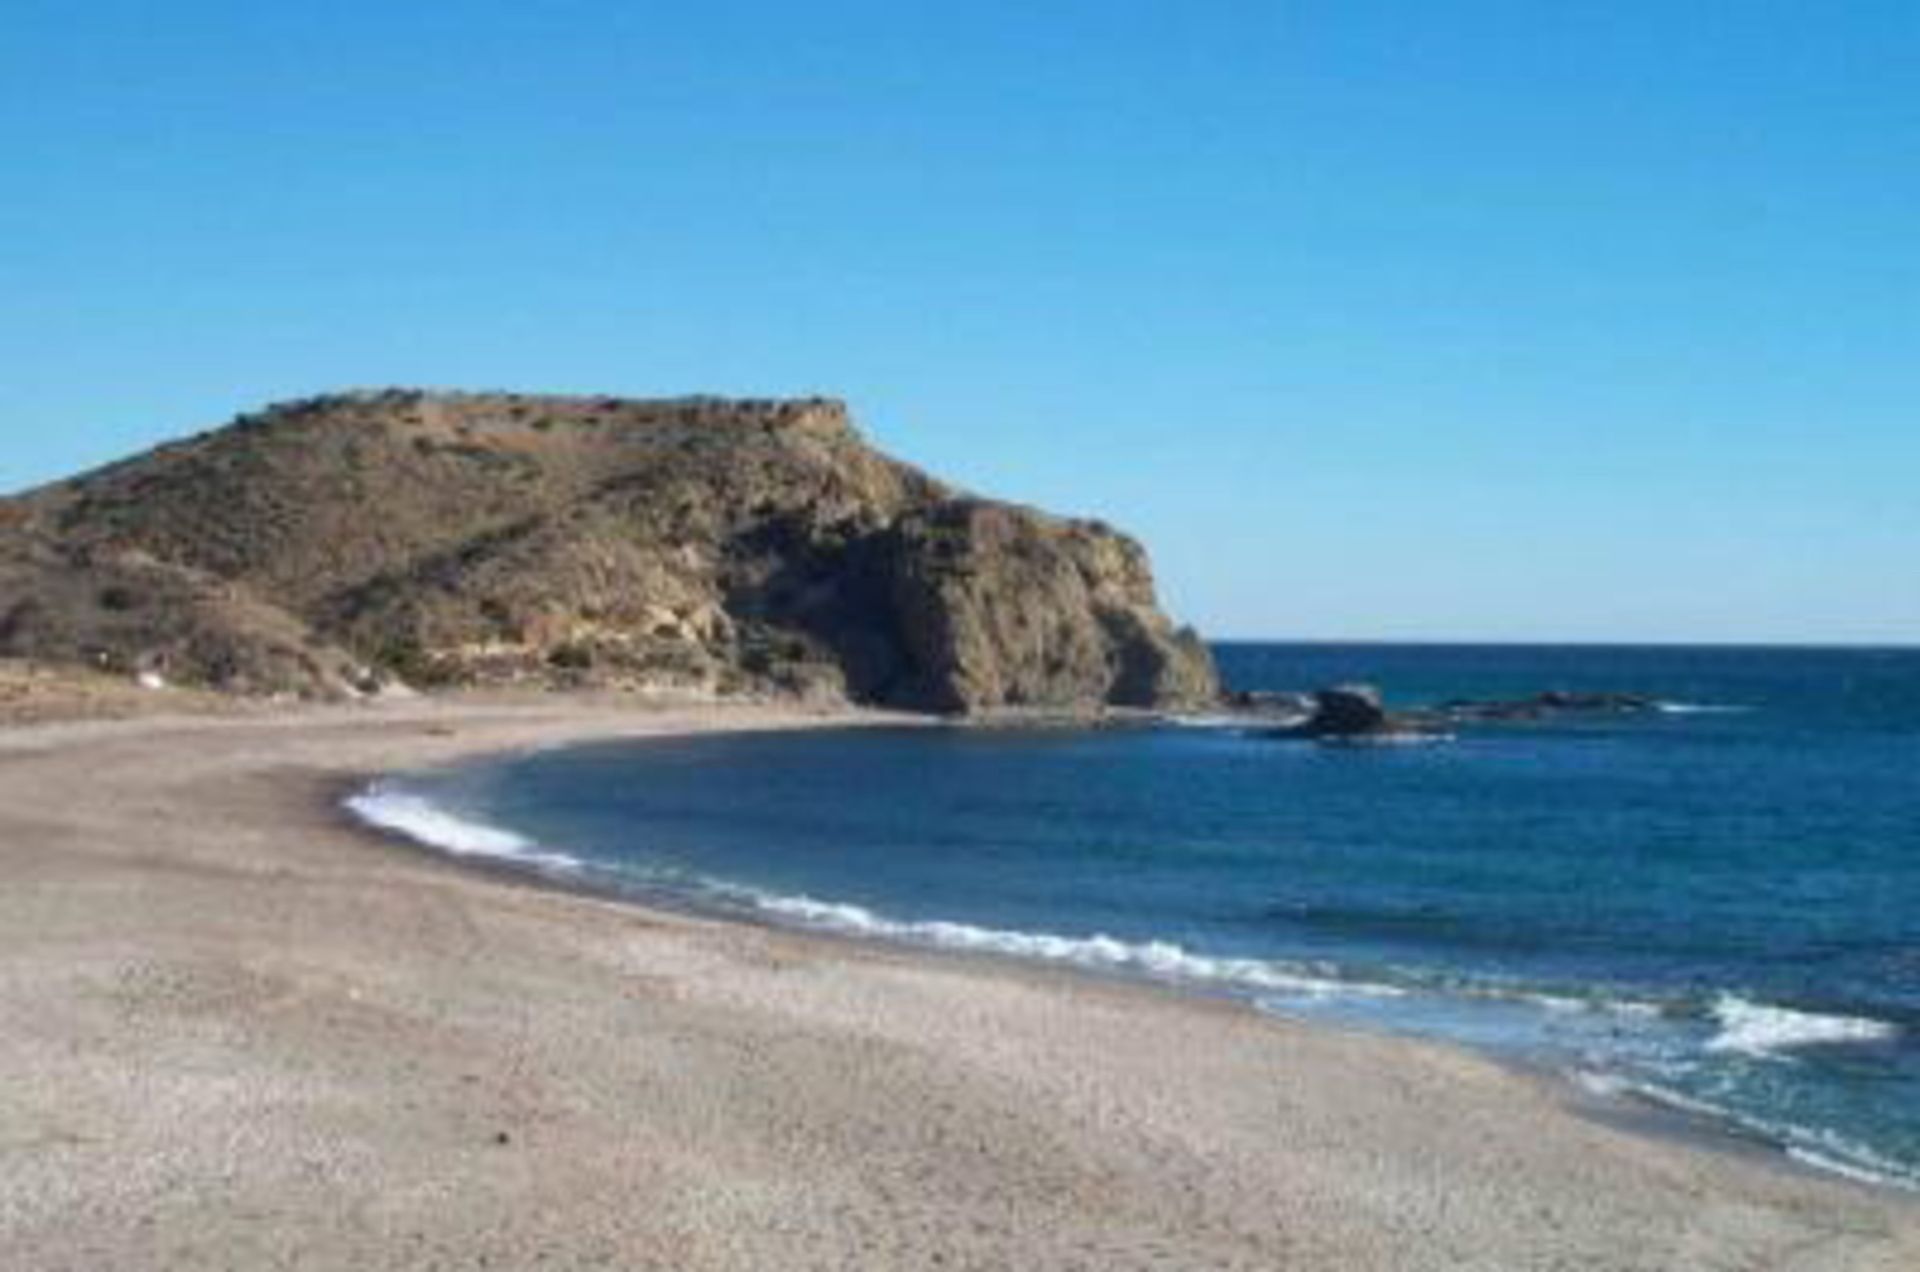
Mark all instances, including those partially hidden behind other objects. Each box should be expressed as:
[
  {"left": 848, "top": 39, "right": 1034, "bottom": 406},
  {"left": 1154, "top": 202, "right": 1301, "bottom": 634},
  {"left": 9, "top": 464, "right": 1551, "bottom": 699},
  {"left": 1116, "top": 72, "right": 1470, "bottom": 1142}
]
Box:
[{"left": 351, "top": 643, "right": 1920, "bottom": 1188}]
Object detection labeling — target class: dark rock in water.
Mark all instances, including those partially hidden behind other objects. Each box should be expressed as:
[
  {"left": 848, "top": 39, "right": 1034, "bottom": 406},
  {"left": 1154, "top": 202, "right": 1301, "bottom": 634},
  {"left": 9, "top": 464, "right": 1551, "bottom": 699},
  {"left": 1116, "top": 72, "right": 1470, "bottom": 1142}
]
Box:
[
  {"left": 1305, "top": 684, "right": 1390, "bottom": 735},
  {"left": 1435, "top": 691, "right": 1660, "bottom": 722},
  {"left": 1538, "top": 690, "right": 1658, "bottom": 712},
  {"left": 1229, "top": 681, "right": 1662, "bottom": 741},
  {"left": 1256, "top": 683, "right": 1443, "bottom": 742}
]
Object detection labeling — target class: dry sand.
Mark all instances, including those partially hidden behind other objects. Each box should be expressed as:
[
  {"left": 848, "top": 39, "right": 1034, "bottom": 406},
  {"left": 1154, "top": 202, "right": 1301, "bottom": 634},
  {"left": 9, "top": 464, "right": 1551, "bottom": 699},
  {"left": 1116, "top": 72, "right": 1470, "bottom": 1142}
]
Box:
[{"left": 2, "top": 697, "right": 1916, "bottom": 1270}]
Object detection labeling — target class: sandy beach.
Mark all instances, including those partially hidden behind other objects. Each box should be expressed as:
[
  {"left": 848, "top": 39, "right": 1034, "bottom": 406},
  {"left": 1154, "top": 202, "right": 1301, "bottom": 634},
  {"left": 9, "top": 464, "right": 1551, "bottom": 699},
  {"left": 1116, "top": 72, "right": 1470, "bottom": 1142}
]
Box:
[{"left": 3, "top": 698, "right": 1916, "bottom": 1270}]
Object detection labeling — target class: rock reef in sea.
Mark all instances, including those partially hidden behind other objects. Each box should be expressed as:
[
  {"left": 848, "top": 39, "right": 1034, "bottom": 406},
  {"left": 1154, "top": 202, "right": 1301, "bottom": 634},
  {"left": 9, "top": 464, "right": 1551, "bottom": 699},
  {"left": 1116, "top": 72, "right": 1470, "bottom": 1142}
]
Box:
[{"left": 1251, "top": 683, "right": 1665, "bottom": 742}]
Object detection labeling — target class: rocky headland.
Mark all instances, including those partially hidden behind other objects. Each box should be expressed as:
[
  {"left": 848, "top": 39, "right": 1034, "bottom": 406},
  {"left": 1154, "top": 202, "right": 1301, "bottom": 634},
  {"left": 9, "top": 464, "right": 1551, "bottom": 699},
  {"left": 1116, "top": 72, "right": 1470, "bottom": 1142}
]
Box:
[{"left": 0, "top": 391, "right": 1217, "bottom": 715}]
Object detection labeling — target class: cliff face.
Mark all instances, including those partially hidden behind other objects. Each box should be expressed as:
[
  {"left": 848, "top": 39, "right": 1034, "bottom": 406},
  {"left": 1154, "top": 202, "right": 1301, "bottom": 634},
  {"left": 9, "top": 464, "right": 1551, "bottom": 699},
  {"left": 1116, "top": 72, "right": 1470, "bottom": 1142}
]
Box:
[
  {"left": 0, "top": 391, "right": 1217, "bottom": 713},
  {"left": 881, "top": 502, "right": 1217, "bottom": 712}
]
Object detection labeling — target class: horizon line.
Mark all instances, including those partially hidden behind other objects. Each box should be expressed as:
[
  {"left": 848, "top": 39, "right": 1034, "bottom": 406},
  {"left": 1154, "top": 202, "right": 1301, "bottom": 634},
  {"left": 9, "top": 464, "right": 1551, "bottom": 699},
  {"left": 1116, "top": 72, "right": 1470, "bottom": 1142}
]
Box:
[{"left": 1204, "top": 635, "right": 1918, "bottom": 652}]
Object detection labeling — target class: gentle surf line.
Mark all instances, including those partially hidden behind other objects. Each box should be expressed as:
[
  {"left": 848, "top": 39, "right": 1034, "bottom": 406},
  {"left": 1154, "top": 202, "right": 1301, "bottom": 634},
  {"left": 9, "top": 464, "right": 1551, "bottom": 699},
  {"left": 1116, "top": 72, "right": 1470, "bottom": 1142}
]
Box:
[
  {"left": 342, "top": 776, "right": 1911, "bottom": 1193},
  {"left": 343, "top": 780, "right": 1401, "bottom": 1003},
  {"left": 749, "top": 893, "right": 1410, "bottom": 999},
  {"left": 344, "top": 782, "right": 586, "bottom": 873},
  {"left": 1577, "top": 1071, "right": 1919, "bottom": 1192},
  {"left": 342, "top": 780, "right": 1901, "bottom": 1061}
]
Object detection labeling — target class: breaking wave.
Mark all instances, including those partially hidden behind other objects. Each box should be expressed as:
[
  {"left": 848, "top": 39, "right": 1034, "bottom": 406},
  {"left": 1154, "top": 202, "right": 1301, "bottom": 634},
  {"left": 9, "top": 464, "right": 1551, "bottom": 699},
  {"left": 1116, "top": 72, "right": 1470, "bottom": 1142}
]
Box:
[
  {"left": 1166, "top": 713, "right": 1278, "bottom": 730},
  {"left": 751, "top": 893, "right": 1409, "bottom": 999},
  {"left": 1707, "top": 995, "right": 1899, "bottom": 1059},
  {"left": 345, "top": 783, "right": 585, "bottom": 873}
]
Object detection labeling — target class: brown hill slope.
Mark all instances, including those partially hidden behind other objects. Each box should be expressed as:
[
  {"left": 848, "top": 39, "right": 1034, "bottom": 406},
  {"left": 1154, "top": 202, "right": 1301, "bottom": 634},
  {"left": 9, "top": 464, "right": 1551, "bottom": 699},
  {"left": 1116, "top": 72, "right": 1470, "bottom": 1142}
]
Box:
[{"left": 0, "top": 391, "right": 1217, "bottom": 712}]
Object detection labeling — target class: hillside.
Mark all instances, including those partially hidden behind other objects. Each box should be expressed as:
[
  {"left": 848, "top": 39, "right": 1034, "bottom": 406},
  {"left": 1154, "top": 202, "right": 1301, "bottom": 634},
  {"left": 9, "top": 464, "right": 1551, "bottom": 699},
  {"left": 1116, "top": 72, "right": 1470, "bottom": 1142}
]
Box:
[{"left": 0, "top": 391, "right": 1217, "bottom": 713}]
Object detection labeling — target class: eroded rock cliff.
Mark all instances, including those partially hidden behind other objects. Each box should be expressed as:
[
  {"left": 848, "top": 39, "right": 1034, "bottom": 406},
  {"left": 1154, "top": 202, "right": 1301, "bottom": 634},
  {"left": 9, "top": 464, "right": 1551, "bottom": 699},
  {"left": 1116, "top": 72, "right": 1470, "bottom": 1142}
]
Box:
[{"left": 0, "top": 391, "right": 1216, "bottom": 713}]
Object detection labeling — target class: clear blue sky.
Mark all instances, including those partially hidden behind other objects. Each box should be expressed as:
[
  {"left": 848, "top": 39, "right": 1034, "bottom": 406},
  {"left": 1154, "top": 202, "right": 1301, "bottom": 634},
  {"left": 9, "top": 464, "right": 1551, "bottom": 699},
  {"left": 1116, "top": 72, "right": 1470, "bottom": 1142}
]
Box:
[{"left": 5, "top": 2, "right": 1914, "bottom": 643}]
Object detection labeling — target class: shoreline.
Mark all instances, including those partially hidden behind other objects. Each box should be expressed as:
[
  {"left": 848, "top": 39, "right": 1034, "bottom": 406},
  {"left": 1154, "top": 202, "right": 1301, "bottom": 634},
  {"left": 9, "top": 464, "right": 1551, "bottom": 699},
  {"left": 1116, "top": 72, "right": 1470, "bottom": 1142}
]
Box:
[
  {"left": 5, "top": 697, "right": 1918, "bottom": 1269},
  {"left": 328, "top": 735, "right": 1903, "bottom": 1199}
]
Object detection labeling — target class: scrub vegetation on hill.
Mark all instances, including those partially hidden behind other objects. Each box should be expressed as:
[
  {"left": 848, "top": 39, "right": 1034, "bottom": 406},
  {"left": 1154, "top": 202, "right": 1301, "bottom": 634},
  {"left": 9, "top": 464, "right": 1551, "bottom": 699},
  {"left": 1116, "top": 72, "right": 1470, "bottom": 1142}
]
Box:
[{"left": 0, "top": 391, "right": 1216, "bottom": 713}]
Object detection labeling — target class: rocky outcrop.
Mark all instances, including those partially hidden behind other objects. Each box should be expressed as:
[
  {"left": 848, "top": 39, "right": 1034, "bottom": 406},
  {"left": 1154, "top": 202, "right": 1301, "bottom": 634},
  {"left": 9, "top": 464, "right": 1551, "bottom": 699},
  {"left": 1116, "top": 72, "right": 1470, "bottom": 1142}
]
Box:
[
  {"left": 1300, "top": 684, "right": 1392, "bottom": 735},
  {"left": 1434, "top": 691, "right": 1659, "bottom": 721},
  {"left": 0, "top": 391, "right": 1217, "bottom": 714},
  {"left": 1261, "top": 683, "right": 1441, "bottom": 741},
  {"left": 880, "top": 502, "right": 1215, "bottom": 713},
  {"left": 1246, "top": 683, "right": 1664, "bottom": 742}
]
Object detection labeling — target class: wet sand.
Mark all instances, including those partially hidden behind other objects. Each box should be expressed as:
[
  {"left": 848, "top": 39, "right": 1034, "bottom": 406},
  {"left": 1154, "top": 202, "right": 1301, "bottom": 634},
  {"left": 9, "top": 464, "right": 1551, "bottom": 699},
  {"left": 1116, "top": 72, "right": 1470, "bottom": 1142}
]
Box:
[{"left": 3, "top": 697, "right": 1916, "bottom": 1269}]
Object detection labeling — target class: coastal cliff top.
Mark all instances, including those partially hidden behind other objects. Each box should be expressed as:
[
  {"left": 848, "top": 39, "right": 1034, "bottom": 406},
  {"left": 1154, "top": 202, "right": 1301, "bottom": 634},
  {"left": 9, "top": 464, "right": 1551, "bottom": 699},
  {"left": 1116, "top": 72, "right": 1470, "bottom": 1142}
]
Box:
[{"left": 1, "top": 391, "right": 1216, "bottom": 714}]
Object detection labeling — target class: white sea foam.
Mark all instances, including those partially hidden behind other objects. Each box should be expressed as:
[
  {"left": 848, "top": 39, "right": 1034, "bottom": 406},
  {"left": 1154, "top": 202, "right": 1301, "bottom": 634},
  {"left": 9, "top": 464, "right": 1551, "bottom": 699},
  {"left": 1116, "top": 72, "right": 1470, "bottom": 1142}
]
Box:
[
  {"left": 1573, "top": 1069, "right": 1632, "bottom": 1099},
  {"left": 760, "top": 891, "right": 1697, "bottom": 1024},
  {"left": 1535, "top": 994, "right": 1667, "bottom": 1020},
  {"left": 1412, "top": 978, "right": 1665, "bottom": 1017},
  {"left": 1596, "top": 1075, "right": 1919, "bottom": 1191},
  {"left": 1655, "top": 701, "right": 1751, "bottom": 715},
  {"left": 1167, "top": 713, "right": 1270, "bottom": 730},
  {"left": 344, "top": 784, "right": 583, "bottom": 872},
  {"left": 1787, "top": 1142, "right": 1920, "bottom": 1190},
  {"left": 1707, "top": 995, "right": 1898, "bottom": 1058},
  {"left": 753, "top": 894, "right": 1407, "bottom": 999}
]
